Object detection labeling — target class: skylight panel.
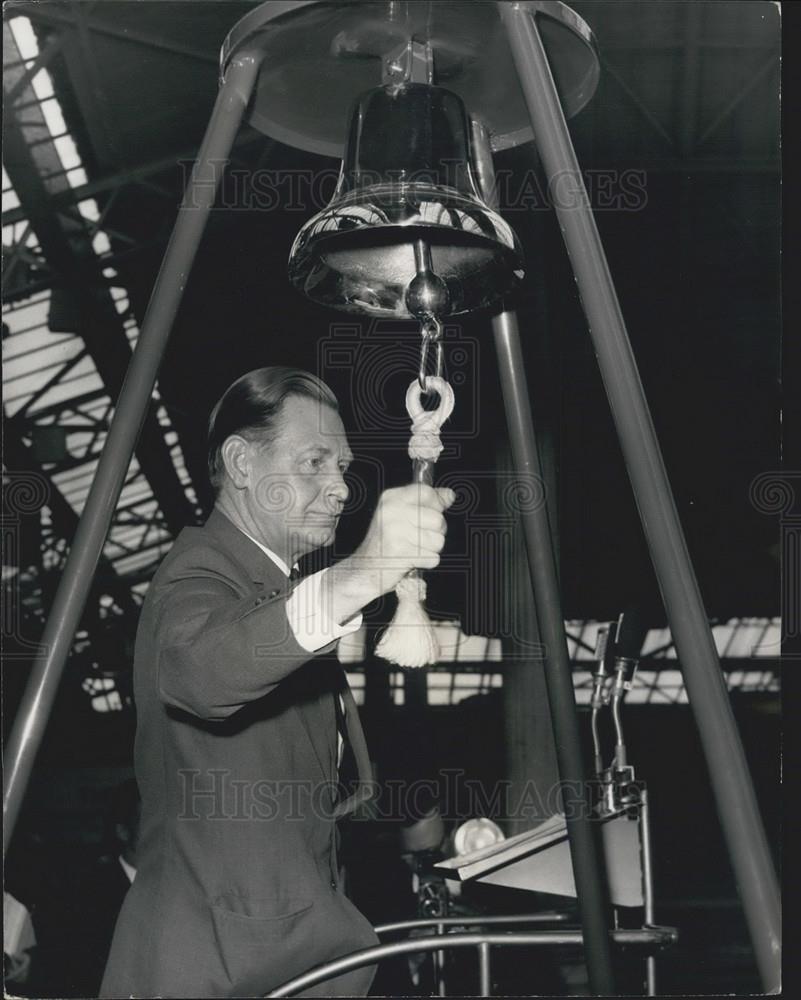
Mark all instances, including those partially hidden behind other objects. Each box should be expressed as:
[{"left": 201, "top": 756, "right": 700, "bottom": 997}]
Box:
[{"left": 3, "top": 15, "right": 198, "bottom": 580}]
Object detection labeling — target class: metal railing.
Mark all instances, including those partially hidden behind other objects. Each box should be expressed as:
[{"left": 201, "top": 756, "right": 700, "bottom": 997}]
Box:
[
  {"left": 374, "top": 911, "right": 572, "bottom": 936},
  {"left": 376, "top": 912, "right": 574, "bottom": 996},
  {"left": 266, "top": 923, "right": 678, "bottom": 997}
]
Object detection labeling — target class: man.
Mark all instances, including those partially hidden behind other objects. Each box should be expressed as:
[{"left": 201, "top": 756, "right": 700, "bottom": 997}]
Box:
[{"left": 100, "top": 367, "right": 453, "bottom": 998}]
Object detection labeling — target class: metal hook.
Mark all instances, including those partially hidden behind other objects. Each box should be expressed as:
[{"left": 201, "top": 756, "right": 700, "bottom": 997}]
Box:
[{"left": 418, "top": 318, "right": 444, "bottom": 391}]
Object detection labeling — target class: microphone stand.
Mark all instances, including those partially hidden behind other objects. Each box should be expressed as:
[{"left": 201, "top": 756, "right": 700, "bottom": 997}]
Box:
[{"left": 589, "top": 613, "right": 658, "bottom": 995}]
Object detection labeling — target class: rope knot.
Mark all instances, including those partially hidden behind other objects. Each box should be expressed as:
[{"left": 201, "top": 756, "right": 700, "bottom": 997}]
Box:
[{"left": 405, "top": 376, "right": 456, "bottom": 463}]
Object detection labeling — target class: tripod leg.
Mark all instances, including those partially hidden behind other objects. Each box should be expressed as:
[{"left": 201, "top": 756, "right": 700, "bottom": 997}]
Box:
[
  {"left": 3, "top": 50, "right": 263, "bottom": 854},
  {"left": 492, "top": 310, "right": 615, "bottom": 995},
  {"left": 498, "top": 4, "right": 780, "bottom": 991}
]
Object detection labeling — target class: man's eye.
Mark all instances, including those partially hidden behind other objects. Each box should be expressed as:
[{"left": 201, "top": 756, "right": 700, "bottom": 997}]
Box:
[{"left": 303, "top": 457, "right": 322, "bottom": 470}]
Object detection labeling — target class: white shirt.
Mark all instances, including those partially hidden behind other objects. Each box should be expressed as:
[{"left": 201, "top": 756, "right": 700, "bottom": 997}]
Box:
[
  {"left": 238, "top": 531, "right": 363, "bottom": 653},
  {"left": 118, "top": 855, "right": 137, "bottom": 885}
]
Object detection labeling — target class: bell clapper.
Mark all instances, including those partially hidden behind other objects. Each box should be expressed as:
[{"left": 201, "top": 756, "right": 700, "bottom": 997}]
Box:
[{"left": 406, "top": 239, "right": 451, "bottom": 326}]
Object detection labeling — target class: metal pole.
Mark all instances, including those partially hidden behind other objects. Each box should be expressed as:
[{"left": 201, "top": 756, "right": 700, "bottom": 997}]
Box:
[
  {"left": 477, "top": 942, "right": 492, "bottom": 997},
  {"left": 3, "top": 50, "right": 263, "bottom": 854},
  {"left": 492, "top": 309, "right": 615, "bottom": 996},
  {"left": 640, "top": 788, "right": 657, "bottom": 996},
  {"left": 498, "top": 4, "right": 781, "bottom": 990},
  {"left": 436, "top": 922, "right": 447, "bottom": 997}
]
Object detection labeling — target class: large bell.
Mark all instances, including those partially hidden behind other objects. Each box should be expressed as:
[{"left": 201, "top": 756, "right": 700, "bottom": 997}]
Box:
[{"left": 288, "top": 83, "right": 524, "bottom": 318}]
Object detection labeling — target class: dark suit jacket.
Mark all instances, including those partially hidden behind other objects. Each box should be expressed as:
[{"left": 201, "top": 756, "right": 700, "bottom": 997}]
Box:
[{"left": 100, "top": 509, "right": 378, "bottom": 998}]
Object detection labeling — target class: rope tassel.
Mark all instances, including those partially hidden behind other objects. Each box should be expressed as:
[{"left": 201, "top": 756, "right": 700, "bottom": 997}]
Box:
[
  {"left": 375, "top": 375, "right": 455, "bottom": 668},
  {"left": 374, "top": 575, "right": 440, "bottom": 668}
]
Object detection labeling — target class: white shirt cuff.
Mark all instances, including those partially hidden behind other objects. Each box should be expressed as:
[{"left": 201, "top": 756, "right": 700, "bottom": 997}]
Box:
[{"left": 285, "top": 567, "right": 364, "bottom": 653}]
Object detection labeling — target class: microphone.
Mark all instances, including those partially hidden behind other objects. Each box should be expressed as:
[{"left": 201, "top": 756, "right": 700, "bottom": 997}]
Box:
[
  {"left": 610, "top": 608, "right": 649, "bottom": 768},
  {"left": 614, "top": 606, "right": 649, "bottom": 664}
]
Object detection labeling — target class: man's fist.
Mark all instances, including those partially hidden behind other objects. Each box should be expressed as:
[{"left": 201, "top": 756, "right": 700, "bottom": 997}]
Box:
[
  {"left": 354, "top": 484, "right": 456, "bottom": 585},
  {"left": 325, "top": 485, "right": 456, "bottom": 623}
]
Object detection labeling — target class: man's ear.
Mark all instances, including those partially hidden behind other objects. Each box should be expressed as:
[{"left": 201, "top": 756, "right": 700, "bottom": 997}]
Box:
[{"left": 221, "top": 435, "right": 250, "bottom": 489}]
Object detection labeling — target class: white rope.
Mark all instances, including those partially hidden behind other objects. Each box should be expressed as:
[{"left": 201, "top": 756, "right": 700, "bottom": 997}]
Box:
[
  {"left": 405, "top": 376, "right": 455, "bottom": 463},
  {"left": 374, "top": 575, "right": 440, "bottom": 668},
  {"left": 375, "top": 376, "right": 455, "bottom": 668}
]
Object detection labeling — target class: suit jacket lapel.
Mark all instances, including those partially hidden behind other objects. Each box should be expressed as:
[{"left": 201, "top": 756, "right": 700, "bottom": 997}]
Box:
[{"left": 203, "top": 508, "right": 285, "bottom": 585}]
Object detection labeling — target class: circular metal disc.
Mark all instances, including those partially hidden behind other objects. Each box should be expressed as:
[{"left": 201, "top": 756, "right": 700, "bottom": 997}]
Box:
[{"left": 221, "top": 1, "right": 599, "bottom": 157}]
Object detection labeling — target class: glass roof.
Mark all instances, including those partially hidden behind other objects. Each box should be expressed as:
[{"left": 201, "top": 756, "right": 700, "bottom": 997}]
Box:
[{"left": 3, "top": 14, "right": 197, "bottom": 586}]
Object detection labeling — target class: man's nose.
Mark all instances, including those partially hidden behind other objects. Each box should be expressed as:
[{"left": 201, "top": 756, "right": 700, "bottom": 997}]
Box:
[{"left": 326, "top": 471, "right": 349, "bottom": 507}]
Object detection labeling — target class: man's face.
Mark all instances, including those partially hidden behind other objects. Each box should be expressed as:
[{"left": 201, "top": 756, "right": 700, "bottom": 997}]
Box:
[{"left": 246, "top": 395, "right": 352, "bottom": 561}]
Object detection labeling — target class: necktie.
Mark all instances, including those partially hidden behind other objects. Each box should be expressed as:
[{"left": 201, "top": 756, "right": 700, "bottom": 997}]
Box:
[
  {"left": 334, "top": 688, "right": 359, "bottom": 802},
  {"left": 288, "top": 566, "right": 301, "bottom": 584}
]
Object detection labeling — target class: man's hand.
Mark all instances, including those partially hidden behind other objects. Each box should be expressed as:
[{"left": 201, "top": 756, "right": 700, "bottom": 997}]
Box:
[
  {"left": 353, "top": 484, "right": 455, "bottom": 577},
  {"left": 322, "top": 485, "right": 456, "bottom": 626}
]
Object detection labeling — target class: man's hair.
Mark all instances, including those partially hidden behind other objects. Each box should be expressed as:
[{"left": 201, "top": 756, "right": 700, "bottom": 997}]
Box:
[{"left": 207, "top": 367, "right": 339, "bottom": 495}]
